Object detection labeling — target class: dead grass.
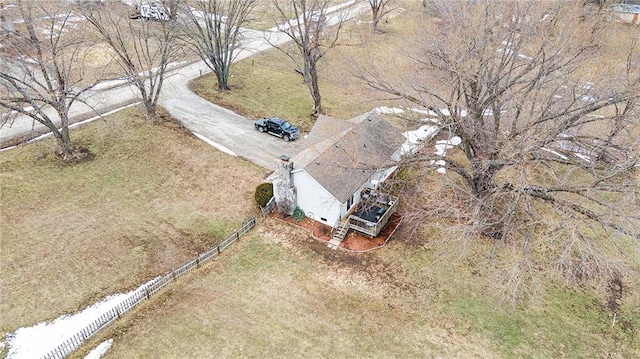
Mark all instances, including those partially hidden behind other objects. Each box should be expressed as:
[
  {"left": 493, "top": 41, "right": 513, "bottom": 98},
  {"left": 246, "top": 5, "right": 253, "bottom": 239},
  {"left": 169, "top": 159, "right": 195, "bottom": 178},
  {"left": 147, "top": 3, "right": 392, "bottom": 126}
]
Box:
[
  {"left": 71, "top": 218, "right": 639, "bottom": 359},
  {"left": 3, "top": 2, "right": 640, "bottom": 358},
  {"left": 189, "top": 1, "right": 423, "bottom": 130},
  {"left": 0, "top": 106, "right": 265, "bottom": 333},
  {"left": 71, "top": 219, "right": 501, "bottom": 359}
]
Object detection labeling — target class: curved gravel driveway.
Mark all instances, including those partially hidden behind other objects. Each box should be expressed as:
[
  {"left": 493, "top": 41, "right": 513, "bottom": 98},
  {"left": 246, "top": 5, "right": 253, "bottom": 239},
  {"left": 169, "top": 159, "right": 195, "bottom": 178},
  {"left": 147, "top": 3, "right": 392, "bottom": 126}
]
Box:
[{"left": 159, "top": 55, "right": 306, "bottom": 171}]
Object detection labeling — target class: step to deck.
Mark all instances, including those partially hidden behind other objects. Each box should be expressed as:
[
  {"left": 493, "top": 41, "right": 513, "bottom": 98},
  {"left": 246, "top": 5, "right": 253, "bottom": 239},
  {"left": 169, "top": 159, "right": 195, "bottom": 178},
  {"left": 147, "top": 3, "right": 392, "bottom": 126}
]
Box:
[
  {"left": 327, "top": 223, "right": 349, "bottom": 250},
  {"left": 327, "top": 238, "right": 342, "bottom": 250}
]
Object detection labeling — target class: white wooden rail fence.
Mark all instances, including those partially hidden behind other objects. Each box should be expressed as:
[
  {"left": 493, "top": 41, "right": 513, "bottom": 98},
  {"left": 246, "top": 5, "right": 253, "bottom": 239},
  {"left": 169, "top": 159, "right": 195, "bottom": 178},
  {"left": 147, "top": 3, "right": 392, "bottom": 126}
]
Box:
[{"left": 41, "top": 217, "right": 256, "bottom": 359}]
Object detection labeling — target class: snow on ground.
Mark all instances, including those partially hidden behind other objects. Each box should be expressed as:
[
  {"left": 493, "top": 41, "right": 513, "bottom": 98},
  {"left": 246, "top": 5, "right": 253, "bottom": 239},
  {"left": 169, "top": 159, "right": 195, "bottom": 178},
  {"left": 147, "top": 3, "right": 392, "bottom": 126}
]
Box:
[
  {"left": 433, "top": 136, "right": 461, "bottom": 174},
  {"left": 400, "top": 124, "right": 439, "bottom": 156},
  {"left": 410, "top": 108, "right": 439, "bottom": 117},
  {"left": 84, "top": 339, "right": 113, "bottom": 359},
  {"left": 193, "top": 132, "right": 238, "bottom": 156},
  {"left": 374, "top": 106, "right": 404, "bottom": 115},
  {"left": 574, "top": 153, "right": 592, "bottom": 163},
  {"left": 435, "top": 139, "right": 457, "bottom": 156},
  {"left": 3, "top": 278, "right": 158, "bottom": 359},
  {"left": 542, "top": 147, "right": 568, "bottom": 160}
]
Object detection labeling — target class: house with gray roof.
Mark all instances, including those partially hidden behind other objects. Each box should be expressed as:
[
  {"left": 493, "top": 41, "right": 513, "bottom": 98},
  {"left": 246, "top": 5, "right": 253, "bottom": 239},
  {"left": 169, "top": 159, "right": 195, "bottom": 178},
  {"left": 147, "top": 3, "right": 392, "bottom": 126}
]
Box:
[{"left": 272, "top": 112, "right": 405, "bottom": 248}]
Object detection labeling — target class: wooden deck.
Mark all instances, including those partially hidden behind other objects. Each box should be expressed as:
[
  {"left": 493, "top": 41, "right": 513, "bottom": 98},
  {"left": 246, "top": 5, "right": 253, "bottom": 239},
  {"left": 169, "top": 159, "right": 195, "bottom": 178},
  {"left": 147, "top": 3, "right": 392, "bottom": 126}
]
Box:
[{"left": 347, "top": 192, "right": 399, "bottom": 237}]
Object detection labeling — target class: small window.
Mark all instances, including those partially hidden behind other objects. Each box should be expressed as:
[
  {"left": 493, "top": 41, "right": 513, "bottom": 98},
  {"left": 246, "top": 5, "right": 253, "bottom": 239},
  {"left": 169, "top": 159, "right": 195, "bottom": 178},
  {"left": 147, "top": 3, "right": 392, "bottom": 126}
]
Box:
[{"left": 320, "top": 217, "right": 327, "bottom": 222}]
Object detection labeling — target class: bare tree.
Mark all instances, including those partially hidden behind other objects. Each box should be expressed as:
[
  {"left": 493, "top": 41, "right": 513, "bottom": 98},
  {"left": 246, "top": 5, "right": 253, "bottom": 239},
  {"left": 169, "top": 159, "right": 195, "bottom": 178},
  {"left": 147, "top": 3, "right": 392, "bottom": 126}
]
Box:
[
  {"left": 182, "top": 0, "right": 258, "bottom": 90},
  {"left": 360, "top": 0, "right": 640, "bottom": 301},
  {"left": 0, "top": 0, "right": 102, "bottom": 161},
  {"left": 272, "top": 0, "right": 346, "bottom": 116},
  {"left": 84, "top": 4, "right": 184, "bottom": 119},
  {"left": 368, "top": 0, "right": 393, "bottom": 32},
  {"left": 162, "top": 0, "right": 180, "bottom": 20}
]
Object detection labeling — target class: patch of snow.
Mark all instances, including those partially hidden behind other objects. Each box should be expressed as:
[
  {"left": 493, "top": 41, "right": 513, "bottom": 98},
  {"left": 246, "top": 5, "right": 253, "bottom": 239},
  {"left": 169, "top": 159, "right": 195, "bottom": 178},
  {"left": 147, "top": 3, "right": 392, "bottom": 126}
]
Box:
[
  {"left": 434, "top": 144, "right": 449, "bottom": 156},
  {"left": 435, "top": 143, "right": 453, "bottom": 156},
  {"left": 374, "top": 106, "right": 404, "bottom": 115},
  {"left": 517, "top": 53, "right": 533, "bottom": 61},
  {"left": 439, "top": 108, "right": 467, "bottom": 117},
  {"left": 436, "top": 136, "right": 462, "bottom": 146},
  {"left": 574, "top": 153, "right": 592, "bottom": 163},
  {"left": 92, "top": 78, "right": 130, "bottom": 91},
  {"left": 400, "top": 125, "right": 439, "bottom": 156},
  {"left": 497, "top": 48, "right": 514, "bottom": 55},
  {"left": 580, "top": 95, "right": 595, "bottom": 103},
  {"left": 410, "top": 108, "right": 439, "bottom": 117},
  {"left": 0, "top": 145, "right": 18, "bottom": 153},
  {"left": 193, "top": 132, "right": 237, "bottom": 156},
  {"left": 541, "top": 147, "right": 568, "bottom": 160},
  {"left": 559, "top": 132, "right": 572, "bottom": 138},
  {"left": 84, "top": 339, "right": 113, "bottom": 359},
  {"left": 4, "top": 278, "right": 159, "bottom": 359},
  {"left": 403, "top": 125, "right": 439, "bottom": 144},
  {"left": 433, "top": 136, "right": 461, "bottom": 168}
]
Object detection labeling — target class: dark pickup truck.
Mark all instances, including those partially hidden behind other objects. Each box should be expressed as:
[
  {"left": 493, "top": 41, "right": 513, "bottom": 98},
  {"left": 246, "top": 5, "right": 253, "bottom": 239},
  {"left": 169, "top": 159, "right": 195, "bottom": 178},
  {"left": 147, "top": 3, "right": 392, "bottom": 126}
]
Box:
[{"left": 254, "top": 117, "right": 300, "bottom": 142}]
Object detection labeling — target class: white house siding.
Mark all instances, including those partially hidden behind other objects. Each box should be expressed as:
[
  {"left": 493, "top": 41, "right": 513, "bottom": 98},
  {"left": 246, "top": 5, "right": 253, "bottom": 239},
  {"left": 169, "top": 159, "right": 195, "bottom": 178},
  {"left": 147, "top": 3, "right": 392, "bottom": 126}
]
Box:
[{"left": 293, "top": 170, "right": 342, "bottom": 227}]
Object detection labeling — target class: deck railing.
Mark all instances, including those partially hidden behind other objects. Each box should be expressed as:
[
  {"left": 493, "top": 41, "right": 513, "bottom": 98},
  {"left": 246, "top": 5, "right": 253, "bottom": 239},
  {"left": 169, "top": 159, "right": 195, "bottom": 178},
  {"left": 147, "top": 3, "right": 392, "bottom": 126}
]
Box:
[{"left": 347, "top": 194, "right": 398, "bottom": 237}]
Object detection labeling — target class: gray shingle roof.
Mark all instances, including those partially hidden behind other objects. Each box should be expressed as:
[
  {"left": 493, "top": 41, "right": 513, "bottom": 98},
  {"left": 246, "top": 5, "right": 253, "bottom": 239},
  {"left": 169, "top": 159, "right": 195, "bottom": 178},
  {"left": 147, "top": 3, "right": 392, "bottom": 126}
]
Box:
[
  {"left": 305, "top": 114, "right": 352, "bottom": 146},
  {"left": 299, "top": 112, "right": 404, "bottom": 203}
]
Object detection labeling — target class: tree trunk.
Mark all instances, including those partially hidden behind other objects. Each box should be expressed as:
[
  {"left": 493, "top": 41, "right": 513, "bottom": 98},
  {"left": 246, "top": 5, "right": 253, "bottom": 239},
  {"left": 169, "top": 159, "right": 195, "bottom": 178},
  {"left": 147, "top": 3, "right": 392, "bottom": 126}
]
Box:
[
  {"left": 468, "top": 157, "right": 506, "bottom": 239},
  {"left": 216, "top": 68, "right": 229, "bottom": 90},
  {"left": 144, "top": 101, "right": 157, "bottom": 120},
  {"left": 371, "top": 7, "right": 380, "bottom": 32},
  {"left": 308, "top": 63, "right": 322, "bottom": 116}
]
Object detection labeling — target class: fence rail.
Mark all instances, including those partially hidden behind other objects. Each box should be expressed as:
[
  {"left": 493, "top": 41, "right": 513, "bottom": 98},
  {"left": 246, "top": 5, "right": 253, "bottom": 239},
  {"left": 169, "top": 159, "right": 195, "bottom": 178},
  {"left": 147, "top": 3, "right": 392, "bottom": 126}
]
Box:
[{"left": 41, "top": 216, "right": 256, "bottom": 359}]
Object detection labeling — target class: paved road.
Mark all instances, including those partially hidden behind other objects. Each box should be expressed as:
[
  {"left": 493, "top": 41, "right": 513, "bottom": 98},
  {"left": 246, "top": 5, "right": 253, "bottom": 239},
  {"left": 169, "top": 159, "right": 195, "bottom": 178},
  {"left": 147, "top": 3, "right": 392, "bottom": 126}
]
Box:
[{"left": 0, "top": 1, "right": 366, "bottom": 171}]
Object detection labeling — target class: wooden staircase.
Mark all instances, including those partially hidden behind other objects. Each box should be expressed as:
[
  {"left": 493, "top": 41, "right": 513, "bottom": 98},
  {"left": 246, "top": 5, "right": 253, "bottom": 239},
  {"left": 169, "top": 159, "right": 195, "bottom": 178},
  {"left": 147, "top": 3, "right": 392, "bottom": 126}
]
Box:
[{"left": 327, "top": 221, "right": 349, "bottom": 250}]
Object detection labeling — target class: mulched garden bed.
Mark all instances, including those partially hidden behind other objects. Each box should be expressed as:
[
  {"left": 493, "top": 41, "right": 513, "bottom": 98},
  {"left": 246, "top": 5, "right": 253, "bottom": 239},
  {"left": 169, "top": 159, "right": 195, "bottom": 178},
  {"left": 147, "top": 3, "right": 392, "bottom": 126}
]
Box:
[{"left": 271, "top": 210, "right": 403, "bottom": 252}]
